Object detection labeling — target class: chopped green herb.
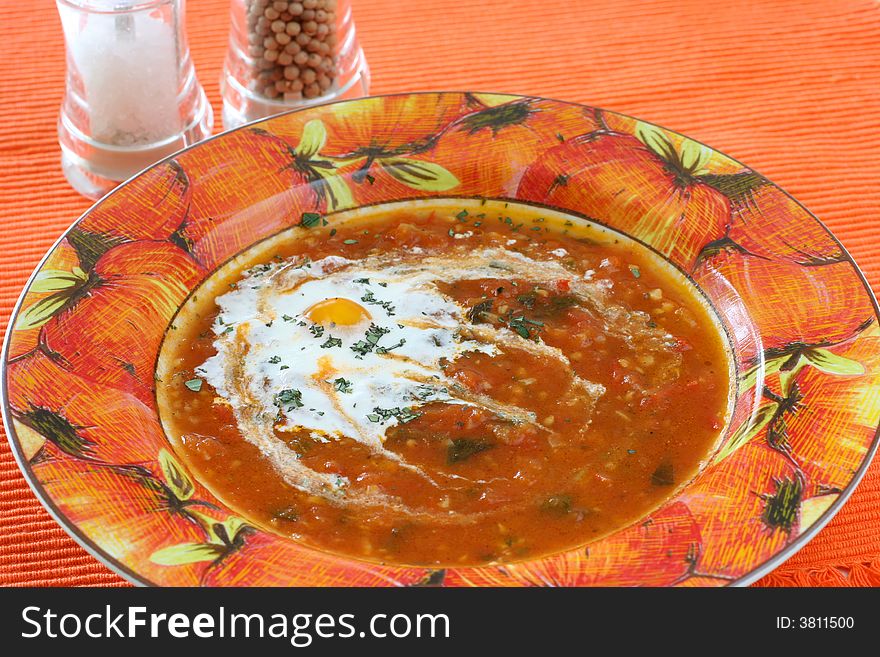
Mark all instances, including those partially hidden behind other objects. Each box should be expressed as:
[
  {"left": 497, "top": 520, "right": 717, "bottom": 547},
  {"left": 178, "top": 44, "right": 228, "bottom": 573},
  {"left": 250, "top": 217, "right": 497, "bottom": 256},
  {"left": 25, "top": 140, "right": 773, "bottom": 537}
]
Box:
[
  {"left": 329, "top": 228, "right": 337, "bottom": 237},
  {"left": 354, "top": 277, "right": 371, "bottom": 284},
  {"left": 414, "top": 384, "right": 446, "bottom": 400},
  {"left": 506, "top": 314, "right": 543, "bottom": 340},
  {"left": 273, "top": 388, "right": 304, "bottom": 410},
  {"left": 300, "top": 212, "right": 322, "bottom": 228},
  {"left": 267, "top": 355, "right": 282, "bottom": 364},
  {"left": 516, "top": 291, "right": 537, "bottom": 309},
  {"left": 541, "top": 494, "right": 573, "bottom": 515},
  {"left": 333, "top": 377, "right": 353, "bottom": 393},
  {"left": 651, "top": 462, "right": 674, "bottom": 486},
  {"left": 549, "top": 294, "right": 581, "bottom": 312},
  {"left": 351, "top": 324, "right": 390, "bottom": 357},
  {"left": 309, "top": 324, "right": 325, "bottom": 338},
  {"left": 456, "top": 209, "right": 469, "bottom": 221},
  {"left": 367, "top": 406, "right": 421, "bottom": 425},
  {"left": 375, "top": 338, "right": 406, "bottom": 354},
  {"left": 343, "top": 239, "right": 358, "bottom": 245},
  {"left": 320, "top": 336, "right": 342, "bottom": 349},
  {"left": 250, "top": 263, "right": 272, "bottom": 276},
  {"left": 279, "top": 365, "right": 289, "bottom": 370},
  {"left": 282, "top": 314, "right": 294, "bottom": 322},
  {"left": 184, "top": 378, "right": 203, "bottom": 392},
  {"left": 361, "top": 290, "right": 396, "bottom": 316},
  {"left": 364, "top": 173, "right": 375, "bottom": 185},
  {"left": 272, "top": 506, "right": 299, "bottom": 522},
  {"left": 629, "top": 264, "right": 641, "bottom": 278},
  {"left": 447, "top": 438, "right": 492, "bottom": 464},
  {"left": 467, "top": 299, "right": 494, "bottom": 323}
]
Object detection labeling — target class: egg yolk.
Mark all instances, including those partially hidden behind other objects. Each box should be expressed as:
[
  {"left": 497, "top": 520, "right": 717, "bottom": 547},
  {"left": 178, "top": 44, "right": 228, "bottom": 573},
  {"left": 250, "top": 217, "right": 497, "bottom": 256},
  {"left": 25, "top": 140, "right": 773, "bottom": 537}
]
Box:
[{"left": 305, "top": 297, "right": 372, "bottom": 326}]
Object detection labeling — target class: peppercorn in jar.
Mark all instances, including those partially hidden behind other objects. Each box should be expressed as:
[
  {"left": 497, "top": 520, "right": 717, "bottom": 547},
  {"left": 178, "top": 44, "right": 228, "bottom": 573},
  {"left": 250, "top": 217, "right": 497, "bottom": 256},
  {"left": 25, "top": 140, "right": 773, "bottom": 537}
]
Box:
[{"left": 221, "top": 0, "right": 370, "bottom": 127}]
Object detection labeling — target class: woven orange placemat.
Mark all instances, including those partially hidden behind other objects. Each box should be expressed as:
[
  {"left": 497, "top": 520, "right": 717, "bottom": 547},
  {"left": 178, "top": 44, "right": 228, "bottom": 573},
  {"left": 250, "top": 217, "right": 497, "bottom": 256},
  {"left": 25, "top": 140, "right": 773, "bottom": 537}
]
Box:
[{"left": 1, "top": 0, "right": 878, "bottom": 587}]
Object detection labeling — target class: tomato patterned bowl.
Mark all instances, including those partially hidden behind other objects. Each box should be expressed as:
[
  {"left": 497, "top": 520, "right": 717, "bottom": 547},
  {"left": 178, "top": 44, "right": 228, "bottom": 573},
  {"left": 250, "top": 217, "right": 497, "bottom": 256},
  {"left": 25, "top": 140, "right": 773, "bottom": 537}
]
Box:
[{"left": 3, "top": 92, "right": 878, "bottom": 587}]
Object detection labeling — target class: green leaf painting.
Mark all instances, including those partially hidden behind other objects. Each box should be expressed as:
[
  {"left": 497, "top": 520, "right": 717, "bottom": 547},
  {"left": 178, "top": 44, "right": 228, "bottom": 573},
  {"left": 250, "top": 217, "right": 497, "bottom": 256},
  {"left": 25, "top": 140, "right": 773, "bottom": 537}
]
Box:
[{"left": 378, "top": 158, "right": 460, "bottom": 191}]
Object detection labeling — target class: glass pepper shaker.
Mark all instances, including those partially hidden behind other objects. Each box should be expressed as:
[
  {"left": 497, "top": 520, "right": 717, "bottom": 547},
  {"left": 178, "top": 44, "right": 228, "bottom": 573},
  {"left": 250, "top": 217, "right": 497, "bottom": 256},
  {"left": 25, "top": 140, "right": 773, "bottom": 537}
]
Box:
[
  {"left": 56, "top": 0, "right": 213, "bottom": 199},
  {"left": 221, "top": 0, "right": 370, "bottom": 129}
]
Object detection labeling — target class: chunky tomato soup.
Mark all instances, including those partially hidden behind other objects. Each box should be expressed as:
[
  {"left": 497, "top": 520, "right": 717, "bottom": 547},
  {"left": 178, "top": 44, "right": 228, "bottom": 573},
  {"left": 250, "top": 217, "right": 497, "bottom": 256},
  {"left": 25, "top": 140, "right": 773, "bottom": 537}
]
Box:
[{"left": 157, "top": 199, "right": 732, "bottom": 567}]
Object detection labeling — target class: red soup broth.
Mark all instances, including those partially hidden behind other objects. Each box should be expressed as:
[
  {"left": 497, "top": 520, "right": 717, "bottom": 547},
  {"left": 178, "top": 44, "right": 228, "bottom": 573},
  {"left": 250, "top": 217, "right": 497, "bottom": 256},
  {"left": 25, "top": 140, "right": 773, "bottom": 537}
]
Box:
[{"left": 157, "top": 199, "right": 733, "bottom": 567}]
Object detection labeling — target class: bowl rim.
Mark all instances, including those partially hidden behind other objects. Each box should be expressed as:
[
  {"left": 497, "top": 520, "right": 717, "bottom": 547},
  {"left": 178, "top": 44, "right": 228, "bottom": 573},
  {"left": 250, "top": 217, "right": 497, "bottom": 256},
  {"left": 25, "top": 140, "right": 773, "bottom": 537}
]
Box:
[{"left": 3, "top": 90, "right": 878, "bottom": 587}]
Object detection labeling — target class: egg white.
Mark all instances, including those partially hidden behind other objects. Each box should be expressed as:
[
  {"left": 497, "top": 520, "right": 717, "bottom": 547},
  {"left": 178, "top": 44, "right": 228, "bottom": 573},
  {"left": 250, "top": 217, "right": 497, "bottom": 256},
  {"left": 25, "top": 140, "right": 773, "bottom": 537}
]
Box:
[{"left": 198, "top": 247, "right": 619, "bottom": 503}]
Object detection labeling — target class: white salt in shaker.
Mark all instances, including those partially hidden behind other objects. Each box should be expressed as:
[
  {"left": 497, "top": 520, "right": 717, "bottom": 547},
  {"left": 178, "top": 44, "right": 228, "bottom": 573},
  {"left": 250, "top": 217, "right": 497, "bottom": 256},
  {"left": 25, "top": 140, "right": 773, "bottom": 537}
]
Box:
[{"left": 57, "top": 0, "right": 213, "bottom": 199}]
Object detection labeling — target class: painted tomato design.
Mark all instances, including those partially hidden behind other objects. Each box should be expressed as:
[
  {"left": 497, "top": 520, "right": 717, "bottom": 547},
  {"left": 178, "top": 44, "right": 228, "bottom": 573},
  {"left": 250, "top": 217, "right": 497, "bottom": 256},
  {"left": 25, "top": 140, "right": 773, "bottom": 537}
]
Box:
[
  {"left": 680, "top": 443, "right": 801, "bottom": 580},
  {"left": 32, "top": 454, "right": 210, "bottom": 586},
  {"left": 254, "top": 93, "right": 477, "bottom": 210},
  {"left": 723, "top": 180, "right": 842, "bottom": 264},
  {"left": 427, "top": 97, "right": 600, "bottom": 197},
  {"left": 36, "top": 240, "right": 204, "bottom": 403},
  {"left": 516, "top": 120, "right": 736, "bottom": 271},
  {"left": 6, "top": 351, "right": 167, "bottom": 464},
  {"left": 692, "top": 242, "right": 874, "bottom": 353},
  {"left": 173, "top": 128, "right": 322, "bottom": 270},
  {"left": 773, "top": 327, "right": 879, "bottom": 493},
  {"left": 78, "top": 160, "right": 192, "bottom": 243}
]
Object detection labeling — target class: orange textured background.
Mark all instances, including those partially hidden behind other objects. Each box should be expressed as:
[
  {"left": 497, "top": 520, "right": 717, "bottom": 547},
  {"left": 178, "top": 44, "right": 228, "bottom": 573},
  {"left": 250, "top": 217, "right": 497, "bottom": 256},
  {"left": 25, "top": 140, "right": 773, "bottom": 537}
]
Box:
[{"left": 1, "top": 0, "right": 878, "bottom": 587}]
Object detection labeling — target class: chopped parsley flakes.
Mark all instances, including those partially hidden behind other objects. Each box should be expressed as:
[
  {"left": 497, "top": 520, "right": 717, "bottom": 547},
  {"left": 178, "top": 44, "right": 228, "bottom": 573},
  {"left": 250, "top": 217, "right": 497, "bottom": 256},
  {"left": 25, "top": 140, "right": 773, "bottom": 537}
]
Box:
[
  {"left": 447, "top": 438, "right": 492, "bottom": 464},
  {"left": 360, "top": 290, "right": 396, "bottom": 316},
  {"left": 273, "top": 388, "right": 304, "bottom": 410},
  {"left": 351, "top": 324, "right": 391, "bottom": 358},
  {"left": 300, "top": 212, "right": 322, "bottom": 228},
  {"left": 506, "top": 314, "right": 543, "bottom": 339},
  {"left": 184, "top": 378, "right": 203, "bottom": 392},
  {"left": 467, "top": 299, "right": 494, "bottom": 323},
  {"left": 333, "top": 377, "right": 353, "bottom": 393},
  {"left": 366, "top": 406, "right": 421, "bottom": 424},
  {"left": 375, "top": 338, "right": 406, "bottom": 354}
]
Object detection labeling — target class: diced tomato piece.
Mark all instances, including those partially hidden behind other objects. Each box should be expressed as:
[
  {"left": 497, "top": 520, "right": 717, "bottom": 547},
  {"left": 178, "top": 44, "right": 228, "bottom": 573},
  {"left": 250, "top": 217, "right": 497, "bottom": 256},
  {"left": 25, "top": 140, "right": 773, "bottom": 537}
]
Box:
[{"left": 672, "top": 337, "right": 693, "bottom": 352}]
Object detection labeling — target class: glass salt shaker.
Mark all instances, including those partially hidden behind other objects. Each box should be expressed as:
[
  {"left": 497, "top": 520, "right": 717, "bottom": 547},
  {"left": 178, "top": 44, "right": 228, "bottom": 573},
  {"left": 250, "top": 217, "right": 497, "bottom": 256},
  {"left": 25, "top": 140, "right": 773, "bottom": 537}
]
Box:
[
  {"left": 56, "top": 0, "right": 213, "bottom": 199},
  {"left": 221, "top": 0, "right": 370, "bottom": 129}
]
